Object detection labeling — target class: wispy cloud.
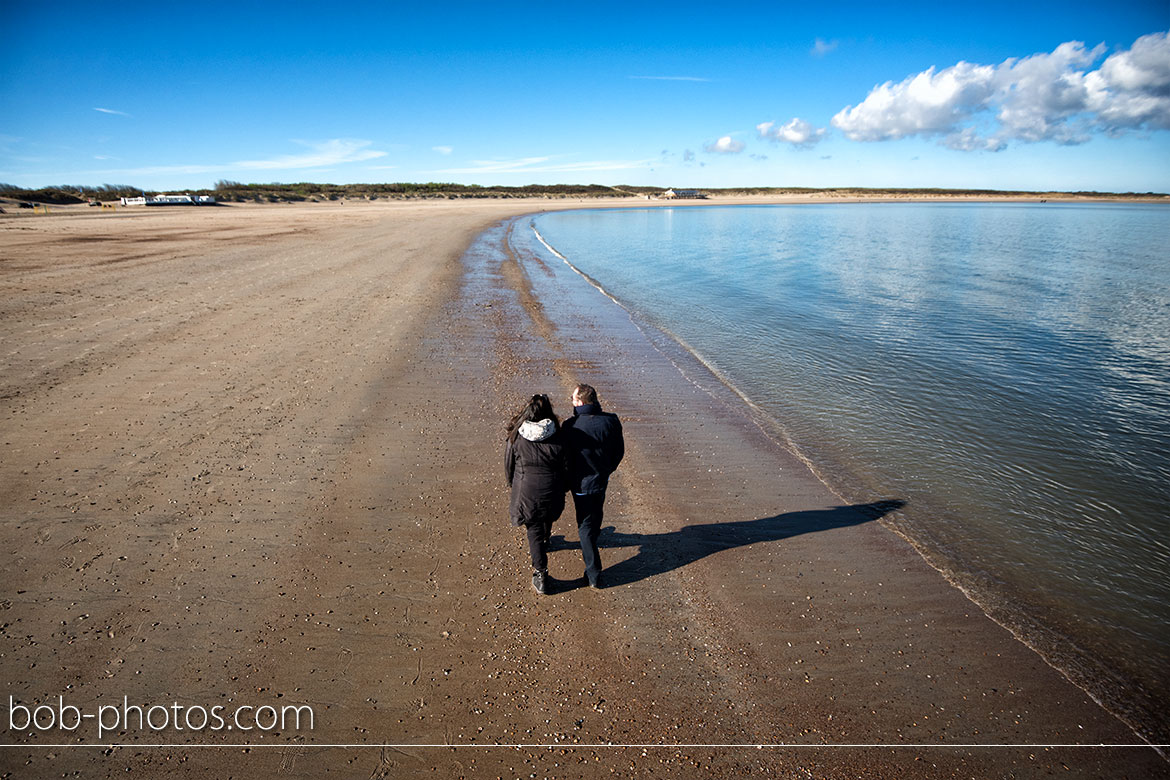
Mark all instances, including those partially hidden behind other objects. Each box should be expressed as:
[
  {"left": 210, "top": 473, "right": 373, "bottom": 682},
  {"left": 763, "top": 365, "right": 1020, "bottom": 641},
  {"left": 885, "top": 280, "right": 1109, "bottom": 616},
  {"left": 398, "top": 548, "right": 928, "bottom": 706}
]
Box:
[
  {"left": 629, "top": 75, "right": 713, "bottom": 82},
  {"left": 812, "top": 38, "right": 839, "bottom": 57},
  {"left": 437, "top": 156, "right": 550, "bottom": 174},
  {"left": 232, "top": 138, "right": 385, "bottom": 170},
  {"left": 831, "top": 30, "right": 1170, "bottom": 151},
  {"left": 703, "top": 136, "right": 745, "bottom": 154},
  {"left": 434, "top": 155, "right": 654, "bottom": 175},
  {"left": 55, "top": 139, "right": 386, "bottom": 179},
  {"left": 94, "top": 107, "right": 131, "bottom": 116},
  {"left": 432, "top": 146, "right": 453, "bottom": 155}
]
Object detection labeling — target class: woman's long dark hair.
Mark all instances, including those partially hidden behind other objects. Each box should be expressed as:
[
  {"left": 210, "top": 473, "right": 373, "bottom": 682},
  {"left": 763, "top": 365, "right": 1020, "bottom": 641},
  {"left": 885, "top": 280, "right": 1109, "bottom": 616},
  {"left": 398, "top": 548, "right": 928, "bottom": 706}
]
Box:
[{"left": 507, "top": 393, "right": 559, "bottom": 443}]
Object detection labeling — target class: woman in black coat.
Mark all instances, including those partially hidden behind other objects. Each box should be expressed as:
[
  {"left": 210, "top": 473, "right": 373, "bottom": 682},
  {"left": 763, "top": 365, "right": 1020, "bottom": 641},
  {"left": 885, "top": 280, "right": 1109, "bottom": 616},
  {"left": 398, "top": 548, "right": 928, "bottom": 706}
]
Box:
[{"left": 505, "top": 393, "right": 569, "bottom": 595}]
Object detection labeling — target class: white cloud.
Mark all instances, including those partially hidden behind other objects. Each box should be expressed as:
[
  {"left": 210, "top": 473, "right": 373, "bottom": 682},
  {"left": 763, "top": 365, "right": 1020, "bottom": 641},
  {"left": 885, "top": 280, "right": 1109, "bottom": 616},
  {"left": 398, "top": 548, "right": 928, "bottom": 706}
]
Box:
[
  {"left": 432, "top": 146, "right": 453, "bottom": 155},
  {"left": 1087, "top": 31, "right": 1170, "bottom": 133},
  {"left": 757, "top": 118, "right": 828, "bottom": 147},
  {"left": 94, "top": 107, "right": 130, "bottom": 117},
  {"left": 703, "top": 136, "right": 745, "bottom": 154},
  {"left": 992, "top": 41, "right": 1102, "bottom": 144},
  {"left": 831, "top": 30, "right": 1170, "bottom": 150},
  {"left": 831, "top": 61, "right": 999, "bottom": 142},
  {"left": 812, "top": 38, "right": 839, "bottom": 57},
  {"left": 942, "top": 127, "right": 1007, "bottom": 152}
]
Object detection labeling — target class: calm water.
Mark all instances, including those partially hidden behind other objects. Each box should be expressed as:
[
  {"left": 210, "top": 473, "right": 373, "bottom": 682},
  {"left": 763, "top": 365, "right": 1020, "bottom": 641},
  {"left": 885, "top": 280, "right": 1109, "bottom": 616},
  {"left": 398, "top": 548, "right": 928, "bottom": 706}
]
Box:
[{"left": 526, "top": 202, "right": 1170, "bottom": 735}]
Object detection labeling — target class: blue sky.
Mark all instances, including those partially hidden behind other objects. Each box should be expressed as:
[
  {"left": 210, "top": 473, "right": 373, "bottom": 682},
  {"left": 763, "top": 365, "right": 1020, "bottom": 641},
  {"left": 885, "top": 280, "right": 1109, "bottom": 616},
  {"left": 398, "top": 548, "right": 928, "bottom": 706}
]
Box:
[{"left": 2, "top": 1, "right": 1168, "bottom": 192}]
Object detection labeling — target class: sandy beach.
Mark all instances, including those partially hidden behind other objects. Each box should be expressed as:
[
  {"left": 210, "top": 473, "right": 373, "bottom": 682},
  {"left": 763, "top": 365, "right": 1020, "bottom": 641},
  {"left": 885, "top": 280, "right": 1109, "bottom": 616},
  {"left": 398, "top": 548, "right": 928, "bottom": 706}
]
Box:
[{"left": 1, "top": 199, "right": 1165, "bottom": 778}]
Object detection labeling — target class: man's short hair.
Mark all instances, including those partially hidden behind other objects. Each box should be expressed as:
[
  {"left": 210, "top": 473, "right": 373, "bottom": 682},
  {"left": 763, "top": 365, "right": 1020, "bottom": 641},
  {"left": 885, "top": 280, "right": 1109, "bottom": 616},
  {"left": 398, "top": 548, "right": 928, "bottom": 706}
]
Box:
[{"left": 574, "top": 383, "right": 598, "bottom": 404}]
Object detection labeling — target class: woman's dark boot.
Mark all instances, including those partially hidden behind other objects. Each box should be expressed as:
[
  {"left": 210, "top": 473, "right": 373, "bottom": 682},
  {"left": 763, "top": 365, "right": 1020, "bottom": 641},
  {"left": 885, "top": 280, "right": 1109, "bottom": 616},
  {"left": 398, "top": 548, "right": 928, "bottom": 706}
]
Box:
[{"left": 532, "top": 568, "right": 548, "bottom": 595}]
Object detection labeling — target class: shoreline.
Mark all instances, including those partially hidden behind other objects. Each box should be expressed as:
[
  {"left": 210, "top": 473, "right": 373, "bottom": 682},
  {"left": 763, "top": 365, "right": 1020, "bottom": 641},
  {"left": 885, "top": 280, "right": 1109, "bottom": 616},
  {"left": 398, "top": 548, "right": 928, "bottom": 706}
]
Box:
[
  {"left": 521, "top": 209, "right": 1170, "bottom": 748},
  {"left": 473, "top": 213, "right": 1168, "bottom": 760},
  {"left": 1, "top": 200, "right": 1165, "bottom": 777},
  {"left": 2, "top": 189, "right": 1168, "bottom": 220}
]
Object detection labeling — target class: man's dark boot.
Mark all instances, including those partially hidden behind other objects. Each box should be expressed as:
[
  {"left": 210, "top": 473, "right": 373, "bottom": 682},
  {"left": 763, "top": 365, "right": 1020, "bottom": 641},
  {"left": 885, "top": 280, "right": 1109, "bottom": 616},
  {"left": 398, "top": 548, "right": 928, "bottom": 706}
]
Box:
[{"left": 532, "top": 569, "right": 548, "bottom": 595}]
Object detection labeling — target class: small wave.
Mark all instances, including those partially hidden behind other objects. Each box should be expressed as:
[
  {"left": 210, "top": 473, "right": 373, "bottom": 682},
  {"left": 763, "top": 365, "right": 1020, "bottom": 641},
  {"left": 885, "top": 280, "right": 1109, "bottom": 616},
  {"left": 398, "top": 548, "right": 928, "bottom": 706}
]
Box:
[{"left": 530, "top": 224, "right": 568, "bottom": 261}]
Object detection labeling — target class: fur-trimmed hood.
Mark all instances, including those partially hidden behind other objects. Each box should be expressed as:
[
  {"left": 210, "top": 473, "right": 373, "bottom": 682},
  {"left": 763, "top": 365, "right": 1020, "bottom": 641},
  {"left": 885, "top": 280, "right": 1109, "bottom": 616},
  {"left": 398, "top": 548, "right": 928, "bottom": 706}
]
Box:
[{"left": 518, "top": 418, "right": 557, "bottom": 442}]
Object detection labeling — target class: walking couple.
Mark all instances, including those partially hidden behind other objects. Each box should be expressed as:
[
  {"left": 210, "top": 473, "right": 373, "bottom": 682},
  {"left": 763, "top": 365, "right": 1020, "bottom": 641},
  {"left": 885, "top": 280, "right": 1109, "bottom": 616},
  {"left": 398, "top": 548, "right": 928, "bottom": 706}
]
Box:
[{"left": 504, "top": 384, "right": 624, "bottom": 595}]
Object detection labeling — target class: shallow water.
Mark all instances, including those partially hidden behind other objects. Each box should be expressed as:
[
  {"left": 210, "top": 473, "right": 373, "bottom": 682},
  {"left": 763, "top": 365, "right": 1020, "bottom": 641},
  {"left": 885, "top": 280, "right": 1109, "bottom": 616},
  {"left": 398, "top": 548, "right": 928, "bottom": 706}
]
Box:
[{"left": 524, "top": 202, "right": 1170, "bottom": 737}]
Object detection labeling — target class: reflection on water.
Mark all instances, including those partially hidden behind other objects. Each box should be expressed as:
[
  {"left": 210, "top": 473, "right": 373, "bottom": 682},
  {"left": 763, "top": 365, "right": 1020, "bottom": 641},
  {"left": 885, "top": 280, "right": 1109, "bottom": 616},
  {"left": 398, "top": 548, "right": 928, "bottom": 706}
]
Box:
[{"left": 529, "top": 202, "right": 1170, "bottom": 737}]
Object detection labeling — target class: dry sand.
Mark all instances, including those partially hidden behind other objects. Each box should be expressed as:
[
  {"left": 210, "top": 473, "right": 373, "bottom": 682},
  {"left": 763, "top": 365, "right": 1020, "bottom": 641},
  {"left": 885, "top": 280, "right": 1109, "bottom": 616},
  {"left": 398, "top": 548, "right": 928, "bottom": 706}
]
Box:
[{"left": 1, "top": 199, "right": 1165, "bottom": 778}]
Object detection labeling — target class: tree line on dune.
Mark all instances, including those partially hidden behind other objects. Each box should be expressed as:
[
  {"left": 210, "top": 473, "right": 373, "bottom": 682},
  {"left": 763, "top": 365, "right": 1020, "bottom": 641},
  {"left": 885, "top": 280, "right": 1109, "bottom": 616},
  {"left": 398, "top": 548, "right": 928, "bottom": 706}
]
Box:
[{"left": 0, "top": 181, "right": 1164, "bottom": 206}]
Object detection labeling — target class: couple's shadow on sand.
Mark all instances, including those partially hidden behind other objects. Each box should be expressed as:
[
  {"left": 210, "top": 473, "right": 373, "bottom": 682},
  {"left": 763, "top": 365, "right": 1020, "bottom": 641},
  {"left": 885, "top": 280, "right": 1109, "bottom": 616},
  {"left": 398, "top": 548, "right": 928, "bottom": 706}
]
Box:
[{"left": 547, "top": 500, "right": 905, "bottom": 593}]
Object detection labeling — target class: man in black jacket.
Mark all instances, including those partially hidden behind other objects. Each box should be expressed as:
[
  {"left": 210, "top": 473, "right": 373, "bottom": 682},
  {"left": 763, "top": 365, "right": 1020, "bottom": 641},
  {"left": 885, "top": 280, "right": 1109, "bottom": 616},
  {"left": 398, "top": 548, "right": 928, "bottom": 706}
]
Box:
[{"left": 562, "top": 383, "right": 624, "bottom": 589}]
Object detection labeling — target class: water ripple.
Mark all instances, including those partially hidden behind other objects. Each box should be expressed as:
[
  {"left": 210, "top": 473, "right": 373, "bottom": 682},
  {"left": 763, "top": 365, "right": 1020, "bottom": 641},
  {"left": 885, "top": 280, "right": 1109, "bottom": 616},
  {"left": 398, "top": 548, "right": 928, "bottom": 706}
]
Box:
[{"left": 529, "top": 202, "right": 1170, "bottom": 736}]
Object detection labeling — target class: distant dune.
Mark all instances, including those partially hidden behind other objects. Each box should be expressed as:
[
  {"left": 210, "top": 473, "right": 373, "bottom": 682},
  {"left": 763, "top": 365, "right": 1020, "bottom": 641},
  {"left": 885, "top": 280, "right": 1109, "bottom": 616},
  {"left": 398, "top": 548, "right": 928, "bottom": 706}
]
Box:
[{"left": 2, "top": 181, "right": 1167, "bottom": 207}]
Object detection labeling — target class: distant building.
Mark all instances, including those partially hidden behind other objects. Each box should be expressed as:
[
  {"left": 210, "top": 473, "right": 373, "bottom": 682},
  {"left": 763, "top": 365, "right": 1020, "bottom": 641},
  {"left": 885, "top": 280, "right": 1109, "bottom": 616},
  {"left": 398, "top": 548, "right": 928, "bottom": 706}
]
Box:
[
  {"left": 661, "top": 189, "right": 706, "bottom": 199},
  {"left": 120, "top": 194, "right": 216, "bottom": 206}
]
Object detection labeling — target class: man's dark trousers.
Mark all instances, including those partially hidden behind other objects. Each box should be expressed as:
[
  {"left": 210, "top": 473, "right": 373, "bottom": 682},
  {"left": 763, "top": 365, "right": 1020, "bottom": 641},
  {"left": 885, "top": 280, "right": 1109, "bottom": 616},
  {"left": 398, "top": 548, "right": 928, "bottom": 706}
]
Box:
[{"left": 573, "top": 491, "right": 606, "bottom": 584}]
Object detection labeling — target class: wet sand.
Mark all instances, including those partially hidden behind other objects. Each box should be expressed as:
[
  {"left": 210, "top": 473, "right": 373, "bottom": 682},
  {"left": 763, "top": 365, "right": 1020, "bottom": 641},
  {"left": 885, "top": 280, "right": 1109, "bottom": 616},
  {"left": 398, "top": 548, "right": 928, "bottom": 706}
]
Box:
[{"left": 0, "top": 200, "right": 1165, "bottom": 777}]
